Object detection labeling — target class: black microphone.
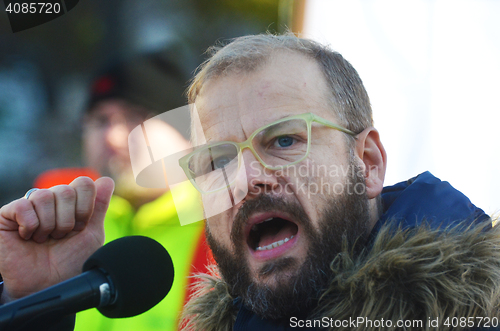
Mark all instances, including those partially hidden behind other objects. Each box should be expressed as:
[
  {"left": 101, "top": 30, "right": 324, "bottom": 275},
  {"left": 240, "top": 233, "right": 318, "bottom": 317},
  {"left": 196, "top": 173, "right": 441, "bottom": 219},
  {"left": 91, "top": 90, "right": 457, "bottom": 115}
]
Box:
[{"left": 0, "top": 236, "right": 174, "bottom": 330}]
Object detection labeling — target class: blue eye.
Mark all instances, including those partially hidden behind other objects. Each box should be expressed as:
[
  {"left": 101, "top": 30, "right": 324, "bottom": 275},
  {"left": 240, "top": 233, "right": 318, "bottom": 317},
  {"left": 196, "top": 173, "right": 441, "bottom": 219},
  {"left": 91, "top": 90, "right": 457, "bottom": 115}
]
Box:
[{"left": 275, "top": 136, "right": 294, "bottom": 147}]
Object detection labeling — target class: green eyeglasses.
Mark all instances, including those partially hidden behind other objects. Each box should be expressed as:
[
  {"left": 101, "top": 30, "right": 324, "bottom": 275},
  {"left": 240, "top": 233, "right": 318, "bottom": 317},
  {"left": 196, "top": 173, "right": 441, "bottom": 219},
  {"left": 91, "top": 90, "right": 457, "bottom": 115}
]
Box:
[{"left": 179, "top": 112, "right": 356, "bottom": 194}]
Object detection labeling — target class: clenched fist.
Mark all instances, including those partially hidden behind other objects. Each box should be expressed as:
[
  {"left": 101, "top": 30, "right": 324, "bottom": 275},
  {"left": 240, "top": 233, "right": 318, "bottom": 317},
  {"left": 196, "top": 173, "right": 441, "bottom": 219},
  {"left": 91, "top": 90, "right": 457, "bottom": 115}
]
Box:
[{"left": 0, "top": 176, "right": 114, "bottom": 303}]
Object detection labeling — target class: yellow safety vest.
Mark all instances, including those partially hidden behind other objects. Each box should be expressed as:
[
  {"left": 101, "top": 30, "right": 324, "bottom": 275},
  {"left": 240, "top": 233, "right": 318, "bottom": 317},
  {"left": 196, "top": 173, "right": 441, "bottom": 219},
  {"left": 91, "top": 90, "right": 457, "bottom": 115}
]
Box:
[{"left": 74, "top": 191, "right": 205, "bottom": 331}]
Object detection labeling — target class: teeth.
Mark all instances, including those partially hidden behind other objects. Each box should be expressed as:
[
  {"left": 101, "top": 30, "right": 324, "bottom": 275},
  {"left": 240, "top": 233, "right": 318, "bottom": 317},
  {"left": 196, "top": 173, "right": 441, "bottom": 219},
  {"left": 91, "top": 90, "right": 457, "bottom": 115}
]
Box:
[{"left": 256, "top": 235, "right": 294, "bottom": 251}]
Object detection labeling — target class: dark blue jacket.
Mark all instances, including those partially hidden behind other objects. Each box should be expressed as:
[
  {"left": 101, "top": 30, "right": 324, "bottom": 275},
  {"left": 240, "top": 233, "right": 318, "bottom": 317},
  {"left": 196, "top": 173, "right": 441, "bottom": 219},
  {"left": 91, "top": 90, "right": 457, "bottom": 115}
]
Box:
[{"left": 233, "top": 172, "right": 492, "bottom": 331}]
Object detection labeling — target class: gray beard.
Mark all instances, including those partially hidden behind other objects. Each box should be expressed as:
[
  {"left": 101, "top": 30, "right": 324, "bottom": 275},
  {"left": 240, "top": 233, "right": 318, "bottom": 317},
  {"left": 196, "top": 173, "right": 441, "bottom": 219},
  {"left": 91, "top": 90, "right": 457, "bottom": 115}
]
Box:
[{"left": 205, "top": 162, "right": 371, "bottom": 320}]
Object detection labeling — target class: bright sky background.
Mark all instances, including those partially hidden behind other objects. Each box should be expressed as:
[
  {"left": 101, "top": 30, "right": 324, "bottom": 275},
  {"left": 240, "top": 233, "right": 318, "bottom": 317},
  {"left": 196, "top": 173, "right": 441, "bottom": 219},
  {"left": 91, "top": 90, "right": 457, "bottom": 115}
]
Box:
[{"left": 301, "top": 0, "right": 500, "bottom": 216}]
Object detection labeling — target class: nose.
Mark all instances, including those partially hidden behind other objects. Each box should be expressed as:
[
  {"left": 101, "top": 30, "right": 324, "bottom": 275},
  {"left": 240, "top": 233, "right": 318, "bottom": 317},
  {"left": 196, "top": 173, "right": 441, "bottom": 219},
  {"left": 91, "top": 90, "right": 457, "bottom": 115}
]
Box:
[
  {"left": 234, "top": 148, "right": 279, "bottom": 200},
  {"left": 105, "top": 116, "right": 129, "bottom": 152}
]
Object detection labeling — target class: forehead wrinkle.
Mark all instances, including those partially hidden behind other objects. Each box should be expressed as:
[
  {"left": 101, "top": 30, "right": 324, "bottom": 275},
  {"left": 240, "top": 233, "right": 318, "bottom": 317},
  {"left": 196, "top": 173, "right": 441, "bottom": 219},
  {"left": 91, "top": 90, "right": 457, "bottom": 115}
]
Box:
[
  {"left": 243, "top": 67, "right": 329, "bottom": 120},
  {"left": 251, "top": 52, "right": 330, "bottom": 102},
  {"left": 204, "top": 114, "right": 248, "bottom": 143},
  {"left": 250, "top": 77, "right": 307, "bottom": 104},
  {"left": 198, "top": 79, "right": 254, "bottom": 143},
  {"left": 235, "top": 81, "right": 312, "bottom": 138},
  {"left": 203, "top": 120, "right": 224, "bottom": 143},
  {"left": 278, "top": 71, "right": 331, "bottom": 110}
]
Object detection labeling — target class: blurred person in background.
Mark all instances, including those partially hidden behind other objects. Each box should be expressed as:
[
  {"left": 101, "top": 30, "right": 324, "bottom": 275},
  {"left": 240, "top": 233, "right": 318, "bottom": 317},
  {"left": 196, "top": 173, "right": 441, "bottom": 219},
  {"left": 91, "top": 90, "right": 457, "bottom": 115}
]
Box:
[{"left": 35, "top": 50, "right": 212, "bottom": 331}]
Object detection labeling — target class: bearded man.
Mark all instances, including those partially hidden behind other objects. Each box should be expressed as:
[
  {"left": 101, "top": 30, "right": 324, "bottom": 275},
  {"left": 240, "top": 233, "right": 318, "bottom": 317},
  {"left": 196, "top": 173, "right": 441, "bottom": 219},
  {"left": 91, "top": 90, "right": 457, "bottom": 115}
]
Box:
[
  {"left": 0, "top": 34, "right": 499, "bottom": 331},
  {"left": 178, "top": 34, "right": 500, "bottom": 330}
]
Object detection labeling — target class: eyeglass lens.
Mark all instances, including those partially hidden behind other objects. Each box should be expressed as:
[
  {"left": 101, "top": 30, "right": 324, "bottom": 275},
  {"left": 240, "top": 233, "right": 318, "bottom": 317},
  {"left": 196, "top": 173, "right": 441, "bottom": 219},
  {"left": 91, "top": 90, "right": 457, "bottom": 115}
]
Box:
[{"left": 188, "top": 118, "right": 308, "bottom": 192}]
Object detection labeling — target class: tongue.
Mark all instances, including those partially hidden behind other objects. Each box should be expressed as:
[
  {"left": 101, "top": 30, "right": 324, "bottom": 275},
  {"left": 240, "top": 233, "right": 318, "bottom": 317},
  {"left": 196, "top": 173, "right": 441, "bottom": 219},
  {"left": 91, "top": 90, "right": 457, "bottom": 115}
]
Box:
[{"left": 258, "top": 222, "right": 296, "bottom": 248}]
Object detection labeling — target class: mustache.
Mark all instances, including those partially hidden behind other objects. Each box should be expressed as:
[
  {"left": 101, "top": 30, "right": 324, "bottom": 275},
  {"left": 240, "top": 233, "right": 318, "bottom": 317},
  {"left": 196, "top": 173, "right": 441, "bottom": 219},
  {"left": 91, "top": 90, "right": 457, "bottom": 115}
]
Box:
[{"left": 230, "top": 194, "right": 311, "bottom": 245}]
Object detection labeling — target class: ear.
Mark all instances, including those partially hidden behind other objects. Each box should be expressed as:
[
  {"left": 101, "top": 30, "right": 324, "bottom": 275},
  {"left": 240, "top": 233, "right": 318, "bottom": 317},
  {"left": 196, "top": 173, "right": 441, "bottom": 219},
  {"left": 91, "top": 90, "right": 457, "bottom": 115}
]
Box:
[{"left": 353, "top": 127, "right": 387, "bottom": 199}]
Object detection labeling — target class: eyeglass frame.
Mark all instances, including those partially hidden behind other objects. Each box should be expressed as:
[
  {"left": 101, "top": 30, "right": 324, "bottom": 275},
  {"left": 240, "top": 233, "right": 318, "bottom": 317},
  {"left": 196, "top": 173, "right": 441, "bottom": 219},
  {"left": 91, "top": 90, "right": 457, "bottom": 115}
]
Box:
[{"left": 178, "top": 112, "right": 357, "bottom": 194}]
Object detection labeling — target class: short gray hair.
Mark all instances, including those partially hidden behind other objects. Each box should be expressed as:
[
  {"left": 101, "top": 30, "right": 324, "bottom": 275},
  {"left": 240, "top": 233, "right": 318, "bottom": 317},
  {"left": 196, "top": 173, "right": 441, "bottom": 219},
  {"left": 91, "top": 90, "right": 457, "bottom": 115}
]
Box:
[{"left": 188, "top": 33, "right": 373, "bottom": 134}]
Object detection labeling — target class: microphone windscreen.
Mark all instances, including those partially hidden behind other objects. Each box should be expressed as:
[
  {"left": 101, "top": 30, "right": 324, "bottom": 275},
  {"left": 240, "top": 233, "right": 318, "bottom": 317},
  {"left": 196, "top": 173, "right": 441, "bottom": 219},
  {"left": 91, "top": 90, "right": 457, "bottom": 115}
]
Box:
[{"left": 82, "top": 236, "right": 174, "bottom": 318}]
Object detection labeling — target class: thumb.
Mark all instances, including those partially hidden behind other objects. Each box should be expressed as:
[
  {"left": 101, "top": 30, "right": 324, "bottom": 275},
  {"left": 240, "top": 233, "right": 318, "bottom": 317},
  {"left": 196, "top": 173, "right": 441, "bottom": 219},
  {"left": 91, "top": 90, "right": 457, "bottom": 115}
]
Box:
[{"left": 87, "top": 177, "right": 115, "bottom": 233}]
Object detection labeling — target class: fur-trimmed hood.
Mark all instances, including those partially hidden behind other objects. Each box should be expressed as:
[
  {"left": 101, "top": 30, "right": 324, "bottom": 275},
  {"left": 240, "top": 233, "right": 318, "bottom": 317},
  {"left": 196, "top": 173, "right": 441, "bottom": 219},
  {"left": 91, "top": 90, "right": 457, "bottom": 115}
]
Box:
[{"left": 181, "top": 221, "right": 500, "bottom": 331}]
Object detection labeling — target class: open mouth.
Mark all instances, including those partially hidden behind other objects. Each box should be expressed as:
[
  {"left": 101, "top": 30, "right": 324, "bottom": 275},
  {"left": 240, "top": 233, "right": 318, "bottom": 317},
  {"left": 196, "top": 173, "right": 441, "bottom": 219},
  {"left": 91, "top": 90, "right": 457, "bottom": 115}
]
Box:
[{"left": 247, "top": 216, "right": 299, "bottom": 252}]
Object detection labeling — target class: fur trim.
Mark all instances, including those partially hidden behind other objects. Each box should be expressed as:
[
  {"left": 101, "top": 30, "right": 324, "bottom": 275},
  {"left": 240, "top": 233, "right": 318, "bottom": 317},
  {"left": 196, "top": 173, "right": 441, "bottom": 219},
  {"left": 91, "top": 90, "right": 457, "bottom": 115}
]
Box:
[
  {"left": 181, "top": 221, "right": 500, "bottom": 330},
  {"left": 180, "top": 265, "right": 236, "bottom": 331}
]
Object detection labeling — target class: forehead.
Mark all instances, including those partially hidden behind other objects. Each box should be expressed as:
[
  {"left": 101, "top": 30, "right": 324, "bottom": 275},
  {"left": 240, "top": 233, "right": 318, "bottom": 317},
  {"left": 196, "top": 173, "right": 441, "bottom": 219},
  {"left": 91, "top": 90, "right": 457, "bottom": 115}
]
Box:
[
  {"left": 88, "top": 99, "right": 143, "bottom": 119},
  {"left": 194, "top": 51, "right": 334, "bottom": 143}
]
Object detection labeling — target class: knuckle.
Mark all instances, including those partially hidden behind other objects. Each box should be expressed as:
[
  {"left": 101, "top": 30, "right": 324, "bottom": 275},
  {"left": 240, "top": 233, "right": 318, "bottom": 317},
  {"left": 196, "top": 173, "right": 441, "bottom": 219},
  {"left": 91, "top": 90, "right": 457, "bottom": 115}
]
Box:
[
  {"left": 32, "top": 189, "right": 54, "bottom": 205},
  {"left": 53, "top": 186, "right": 77, "bottom": 201},
  {"left": 72, "top": 176, "right": 95, "bottom": 192}
]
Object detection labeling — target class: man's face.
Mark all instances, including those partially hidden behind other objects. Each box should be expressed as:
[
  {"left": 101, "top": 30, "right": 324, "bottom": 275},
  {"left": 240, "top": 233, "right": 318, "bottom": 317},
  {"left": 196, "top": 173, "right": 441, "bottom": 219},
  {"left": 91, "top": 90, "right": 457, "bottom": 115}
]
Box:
[
  {"left": 83, "top": 99, "right": 145, "bottom": 178},
  {"left": 195, "top": 52, "right": 371, "bottom": 318}
]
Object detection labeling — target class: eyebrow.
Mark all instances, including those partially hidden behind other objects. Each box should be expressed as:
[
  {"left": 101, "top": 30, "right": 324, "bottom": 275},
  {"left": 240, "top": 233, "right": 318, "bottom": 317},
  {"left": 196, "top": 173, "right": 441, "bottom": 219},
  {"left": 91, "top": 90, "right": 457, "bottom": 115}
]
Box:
[
  {"left": 275, "top": 114, "right": 294, "bottom": 121},
  {"left": 204, "top": 113, "right": 297, "bottom": 144}
]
